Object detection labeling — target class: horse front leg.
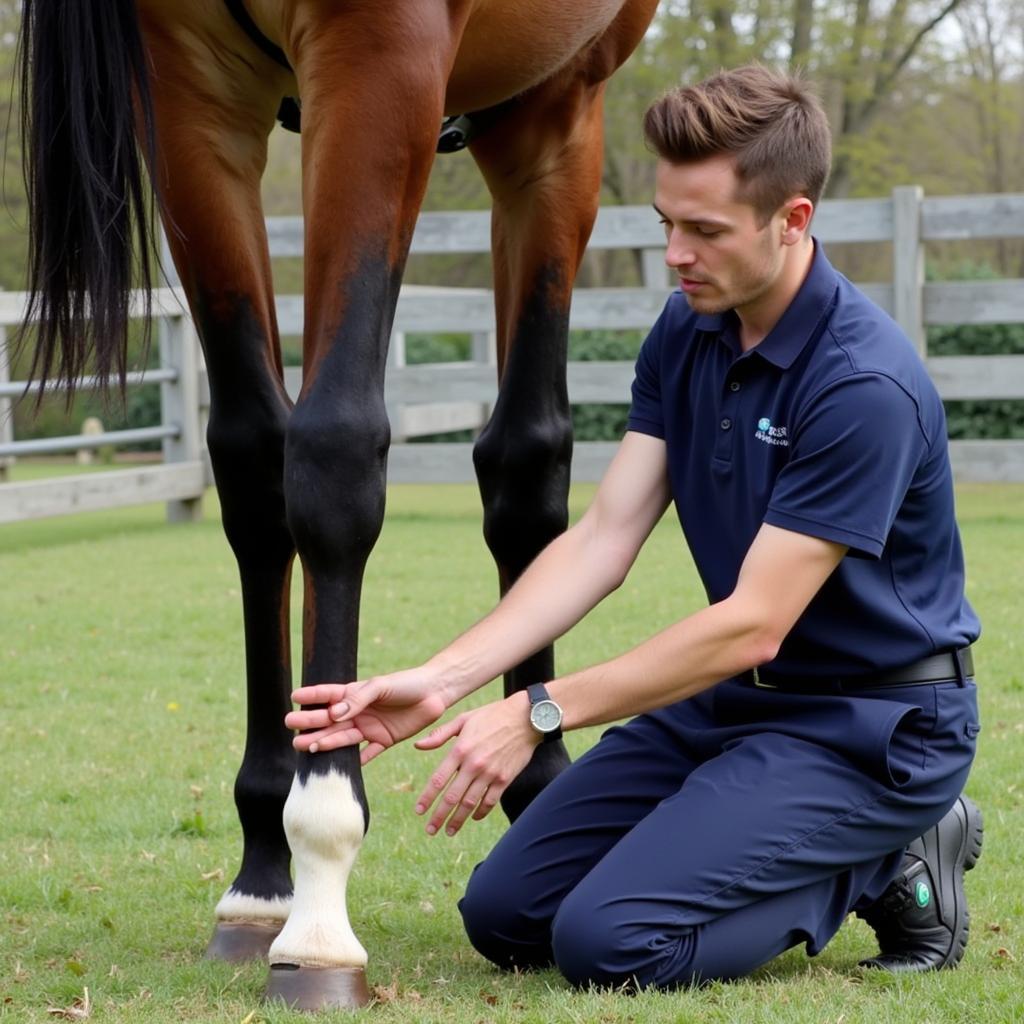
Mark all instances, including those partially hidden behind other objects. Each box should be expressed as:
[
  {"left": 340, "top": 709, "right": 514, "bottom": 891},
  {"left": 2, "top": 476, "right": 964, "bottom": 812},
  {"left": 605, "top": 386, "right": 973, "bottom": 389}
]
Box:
[
  {"left": 264, "top": 9, "right": 452, "bottom": 1010},
  {"left": 470, "top": 79, "right": 609, "bottom": 822}
]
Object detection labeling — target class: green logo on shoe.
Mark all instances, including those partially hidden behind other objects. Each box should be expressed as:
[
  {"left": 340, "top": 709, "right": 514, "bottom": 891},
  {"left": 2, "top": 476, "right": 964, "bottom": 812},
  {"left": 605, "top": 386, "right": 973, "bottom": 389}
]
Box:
[{"left": 915, "top": 881, "right": 931, "bottom": 907}]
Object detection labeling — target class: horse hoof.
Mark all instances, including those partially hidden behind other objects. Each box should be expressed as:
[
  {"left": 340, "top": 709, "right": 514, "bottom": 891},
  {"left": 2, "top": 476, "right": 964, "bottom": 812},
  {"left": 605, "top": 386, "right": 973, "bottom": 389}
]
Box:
[
  {"left": 265, "top": 963, "right": 371, "bottom": 1011},
  {"left": 204, "top": 921, "right": 281, "bottom": 962}
]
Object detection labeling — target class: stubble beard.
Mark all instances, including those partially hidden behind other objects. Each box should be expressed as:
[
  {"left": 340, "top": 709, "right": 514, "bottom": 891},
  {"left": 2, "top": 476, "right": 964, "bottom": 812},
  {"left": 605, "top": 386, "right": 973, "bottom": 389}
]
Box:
[{"left": 683, "top": 230, "right": 781, "bottom": 316}]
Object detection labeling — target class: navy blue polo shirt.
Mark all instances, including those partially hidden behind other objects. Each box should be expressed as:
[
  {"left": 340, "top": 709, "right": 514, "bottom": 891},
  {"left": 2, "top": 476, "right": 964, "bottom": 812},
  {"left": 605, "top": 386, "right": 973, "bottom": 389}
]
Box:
[{"left": 627, "top": 241, "right": 980, "bottom": 677}]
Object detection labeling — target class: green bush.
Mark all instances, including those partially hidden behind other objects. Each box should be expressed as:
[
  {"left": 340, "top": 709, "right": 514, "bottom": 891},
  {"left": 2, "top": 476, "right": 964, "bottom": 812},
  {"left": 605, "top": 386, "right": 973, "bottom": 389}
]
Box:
[
  {"left": 570, "top": 329, "right": 642, "bottom": 442},
  {"left": 405, "top": 333, "right": 471, "bottom": 364},
  {"left": 927, "top": 262, "right": 1024, "bottom": 440}
]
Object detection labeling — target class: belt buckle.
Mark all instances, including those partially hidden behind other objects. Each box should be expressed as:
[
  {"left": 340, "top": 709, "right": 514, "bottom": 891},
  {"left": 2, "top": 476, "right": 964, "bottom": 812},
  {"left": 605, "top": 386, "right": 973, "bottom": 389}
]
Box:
[{"left": 752, "top": 667, "right": 776, "bottom": 690}]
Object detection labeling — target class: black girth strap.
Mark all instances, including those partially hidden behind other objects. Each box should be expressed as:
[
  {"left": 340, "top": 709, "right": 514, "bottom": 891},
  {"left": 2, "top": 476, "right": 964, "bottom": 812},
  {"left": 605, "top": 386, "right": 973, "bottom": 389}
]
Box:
[
  {"left": 437, "top": 108, "right": 503, "bottom": 153},
  {"left": 224, "top": 0, "right": 291, "bottom": 71},
  {"left": 222, "top": 0, "right": 498, "bottom": 147},
  {"left": 224, "top": 0, "right": 302, "bottom": 132}
]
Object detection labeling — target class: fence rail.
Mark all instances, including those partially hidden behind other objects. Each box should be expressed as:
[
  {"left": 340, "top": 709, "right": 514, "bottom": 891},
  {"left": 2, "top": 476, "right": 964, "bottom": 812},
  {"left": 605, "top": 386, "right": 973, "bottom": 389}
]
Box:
[
  {"left": 1, "top": 187, "right": 1023, "bottom": 525},
  {"left": 0, "top": 290, "right": 206, "bottom": 524}
]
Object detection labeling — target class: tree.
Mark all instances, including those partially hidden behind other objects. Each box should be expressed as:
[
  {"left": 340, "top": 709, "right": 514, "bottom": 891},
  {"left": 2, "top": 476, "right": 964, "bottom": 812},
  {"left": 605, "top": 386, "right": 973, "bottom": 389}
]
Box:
[
  {"left": 595, "top": 0, "right": 979, "bottom": 205},
  {"left": 821, "top": 0, "right": 971, "bottom": 196}
]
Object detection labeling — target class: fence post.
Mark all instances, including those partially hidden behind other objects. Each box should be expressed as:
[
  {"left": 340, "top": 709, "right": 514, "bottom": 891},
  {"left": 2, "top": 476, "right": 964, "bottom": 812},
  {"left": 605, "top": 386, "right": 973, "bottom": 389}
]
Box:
[
  {"left": 641, "top": 248, "right": 669, "bottom": 290},
  {"left": 892, "top": 185, "right": 926, "bottom": 357},
  {"left": 159, "top": 312, "right": 204, "bottom": 522},
  {"left": 471, "top": 329, "right": 496, "bottom": 431},
  {"left": 0, "top": 325, "right": 12, "bottom": 482},
  {"left": 388, "top": 330, "right": 408, "bottom": 442}
]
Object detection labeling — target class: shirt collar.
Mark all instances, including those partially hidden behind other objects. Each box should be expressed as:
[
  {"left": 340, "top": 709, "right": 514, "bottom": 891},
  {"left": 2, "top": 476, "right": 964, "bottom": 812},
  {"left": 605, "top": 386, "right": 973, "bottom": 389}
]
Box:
[{"left": 694, "top": 239, "right": 839, "bottom": 369}]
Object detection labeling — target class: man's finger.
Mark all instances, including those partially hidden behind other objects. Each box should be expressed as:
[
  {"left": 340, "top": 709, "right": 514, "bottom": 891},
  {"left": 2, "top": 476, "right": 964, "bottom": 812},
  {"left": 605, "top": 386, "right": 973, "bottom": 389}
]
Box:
[
  {"left": 285, "top": 707, "right": 334, "bottom": 731},
  {"left": 291, "top": 683, "right": 350, "bottom": 706},
  {"left": 293, "top": 724, "right": 364, "bottom": 752},
  {"left": 360, "top": 741, "right": 387, "bottom": 765},
  {"left": 414, "top": 754, "right": 458, "bottom": 821},
  {"left": 425, "top": 765, "right": 477, "bottom": 836},
  {"left": 442, "top": 778, "right": 491, "bottom": 836},
  {"left": 413, "top": 715, "right": 463, "bottom": 751},
  {"left": 471, "top": 785, "right": 503, "bottom": 822},
  {"left": 329, "top": 678, "right": 383, "bottom": 722}
]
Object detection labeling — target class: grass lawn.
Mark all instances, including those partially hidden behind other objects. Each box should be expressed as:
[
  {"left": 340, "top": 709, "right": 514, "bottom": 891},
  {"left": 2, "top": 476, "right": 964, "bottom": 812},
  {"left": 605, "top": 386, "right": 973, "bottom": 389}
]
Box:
[{"left": 0, "top": 480, "right": 1021, "bottom": 1023}]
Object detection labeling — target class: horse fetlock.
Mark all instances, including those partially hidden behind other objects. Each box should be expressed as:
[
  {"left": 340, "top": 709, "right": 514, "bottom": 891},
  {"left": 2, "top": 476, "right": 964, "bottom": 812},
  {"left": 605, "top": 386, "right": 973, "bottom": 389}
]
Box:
[
  {"left": 282, "top": 771, "right": 366, "bottom": 853},
  {"left": 234, "top": 756, "right": 295, "bottom": 823},
  {"left": 268, "top": 918, "right": 368, "bottom": 970}
]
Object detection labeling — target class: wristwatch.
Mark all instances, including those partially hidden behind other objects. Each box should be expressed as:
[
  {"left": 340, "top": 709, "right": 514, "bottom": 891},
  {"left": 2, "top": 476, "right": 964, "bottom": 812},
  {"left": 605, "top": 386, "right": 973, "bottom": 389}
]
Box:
[{"left": 526, "top": 683, "right": 563, "bottom": 743}]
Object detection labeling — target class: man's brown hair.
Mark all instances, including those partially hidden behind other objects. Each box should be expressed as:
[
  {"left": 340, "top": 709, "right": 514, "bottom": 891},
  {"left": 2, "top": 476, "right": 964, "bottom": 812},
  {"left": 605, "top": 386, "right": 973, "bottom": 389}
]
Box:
[{"left": 643, "top": 65, "right": 831, "bottom": 224}]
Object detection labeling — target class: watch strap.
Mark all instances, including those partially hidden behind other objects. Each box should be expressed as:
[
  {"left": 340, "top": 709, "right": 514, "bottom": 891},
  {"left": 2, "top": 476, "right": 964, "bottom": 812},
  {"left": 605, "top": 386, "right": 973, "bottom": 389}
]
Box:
[{"left": 527, "top": 682, "right": 551, "bottom": 706}]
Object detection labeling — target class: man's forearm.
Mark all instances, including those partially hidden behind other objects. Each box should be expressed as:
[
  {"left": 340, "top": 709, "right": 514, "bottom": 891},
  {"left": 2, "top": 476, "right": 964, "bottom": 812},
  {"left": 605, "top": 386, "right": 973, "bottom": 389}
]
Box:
[
  {"left": 548, "top": 593, "right": 779, "bottom": 730},
  {"left": 544, "top": 524, "right": 848, "bottom": 730},
  {"left": 427, "top": 518, "right": 631, "bottom": 708}
]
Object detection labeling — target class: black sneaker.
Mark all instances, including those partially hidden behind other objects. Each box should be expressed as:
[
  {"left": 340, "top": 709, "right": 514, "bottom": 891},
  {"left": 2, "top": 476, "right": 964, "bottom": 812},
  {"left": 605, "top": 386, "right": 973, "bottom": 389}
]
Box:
[{"left": 858, "top": 795, "right": 984, "bottom": 972}]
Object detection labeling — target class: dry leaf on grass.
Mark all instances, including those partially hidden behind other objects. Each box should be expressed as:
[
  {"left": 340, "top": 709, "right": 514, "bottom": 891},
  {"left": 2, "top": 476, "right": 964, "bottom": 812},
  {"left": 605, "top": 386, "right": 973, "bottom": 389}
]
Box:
[
  {"left": 46, "top": 986, "right": 91, "bottom": 1019},
  {"left": 371, "top": 980, "right": 399, "bottom": 1004}
]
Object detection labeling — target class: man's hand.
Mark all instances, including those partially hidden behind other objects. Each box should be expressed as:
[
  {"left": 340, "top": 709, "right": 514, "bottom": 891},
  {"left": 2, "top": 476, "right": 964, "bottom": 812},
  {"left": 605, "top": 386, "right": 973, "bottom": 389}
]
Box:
[
  {"left": 412, "top": 693, "right": 539, "bottom": 837},
  {"left": 287, "top": 668, "right": 448, "bottom": 764}
]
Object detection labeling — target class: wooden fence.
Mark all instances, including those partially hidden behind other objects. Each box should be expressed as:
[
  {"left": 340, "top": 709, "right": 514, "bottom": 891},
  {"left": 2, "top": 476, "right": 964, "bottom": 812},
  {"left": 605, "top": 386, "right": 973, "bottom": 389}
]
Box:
[
  {"left": 0, "top": 294, "right": 207, "bottom": 524},
  {"left": 1, "top": 186, "right": 1023, "bottom": 524}
]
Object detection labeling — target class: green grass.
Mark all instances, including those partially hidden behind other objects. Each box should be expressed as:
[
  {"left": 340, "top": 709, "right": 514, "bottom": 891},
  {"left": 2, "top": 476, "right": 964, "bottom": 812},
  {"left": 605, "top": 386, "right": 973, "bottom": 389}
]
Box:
[{"left": 1, "top": 482, "right": 1022, "bottom": 1023}]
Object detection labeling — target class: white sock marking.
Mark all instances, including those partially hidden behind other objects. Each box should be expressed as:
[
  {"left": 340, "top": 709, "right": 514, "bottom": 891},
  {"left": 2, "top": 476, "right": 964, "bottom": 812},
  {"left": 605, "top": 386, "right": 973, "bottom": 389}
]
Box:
[
  {"left": 268, "top": 768, "right": 368, "bottom": 968},
  {"left": 214, "top": 891, "right": 291, "bottom": 925}
]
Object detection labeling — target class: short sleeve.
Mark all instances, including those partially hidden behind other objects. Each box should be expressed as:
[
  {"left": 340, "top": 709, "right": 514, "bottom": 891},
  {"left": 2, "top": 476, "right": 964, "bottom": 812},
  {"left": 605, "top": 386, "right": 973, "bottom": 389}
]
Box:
[
  {"left": 626, "top": 315, "right": 667, "bottom": 440},
  {"left": 764, "top": 373, "right": 929, "bottom": 558}
]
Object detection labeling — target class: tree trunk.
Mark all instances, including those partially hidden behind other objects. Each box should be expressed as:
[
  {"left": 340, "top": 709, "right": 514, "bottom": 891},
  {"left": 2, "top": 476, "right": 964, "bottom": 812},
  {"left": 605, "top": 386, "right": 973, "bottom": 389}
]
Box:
[{"left": 790, "top": 0, "right": 814, "bottom": 69}]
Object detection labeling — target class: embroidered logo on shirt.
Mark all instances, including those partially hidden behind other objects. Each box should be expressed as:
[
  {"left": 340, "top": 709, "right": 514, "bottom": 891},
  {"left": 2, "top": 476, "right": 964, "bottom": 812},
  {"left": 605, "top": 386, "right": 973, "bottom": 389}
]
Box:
[{"left": 755, "top": 417, "right": 789, "bottom": 447}]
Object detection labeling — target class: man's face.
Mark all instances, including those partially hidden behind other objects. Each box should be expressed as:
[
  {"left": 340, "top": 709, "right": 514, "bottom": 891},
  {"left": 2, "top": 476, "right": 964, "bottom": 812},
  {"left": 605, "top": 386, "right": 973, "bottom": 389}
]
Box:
[{"left": 654, "top": 155, "right": 786, "bottom": 317}]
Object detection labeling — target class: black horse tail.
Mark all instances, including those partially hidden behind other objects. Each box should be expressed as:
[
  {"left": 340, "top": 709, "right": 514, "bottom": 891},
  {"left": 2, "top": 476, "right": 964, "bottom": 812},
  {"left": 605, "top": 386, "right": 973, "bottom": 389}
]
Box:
[{"left": 17, "top": 0, "right": 158, "bottom": 398}]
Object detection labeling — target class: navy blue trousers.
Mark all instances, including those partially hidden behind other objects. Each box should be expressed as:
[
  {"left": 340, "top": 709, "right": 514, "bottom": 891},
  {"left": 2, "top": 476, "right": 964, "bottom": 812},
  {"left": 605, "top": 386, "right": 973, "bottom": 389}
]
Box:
[{"left": 460, "top": 676, "right": 979, "bottom": 989}]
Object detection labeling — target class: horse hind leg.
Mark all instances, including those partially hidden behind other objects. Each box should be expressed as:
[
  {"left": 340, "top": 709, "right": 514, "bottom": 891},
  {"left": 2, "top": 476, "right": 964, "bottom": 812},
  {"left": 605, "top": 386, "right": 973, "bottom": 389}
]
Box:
[
  {"left": 140, "top": 32, "right": 297, "bottom": 961},
  {"left": 470, "top": 78, "right": 611, "bottom": 821}
]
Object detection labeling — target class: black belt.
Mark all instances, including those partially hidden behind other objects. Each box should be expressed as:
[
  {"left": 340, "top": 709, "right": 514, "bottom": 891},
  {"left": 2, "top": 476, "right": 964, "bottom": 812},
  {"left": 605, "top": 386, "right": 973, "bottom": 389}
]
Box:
[{"left": 750, "top": 648, "right": 974, "bottom": 692}]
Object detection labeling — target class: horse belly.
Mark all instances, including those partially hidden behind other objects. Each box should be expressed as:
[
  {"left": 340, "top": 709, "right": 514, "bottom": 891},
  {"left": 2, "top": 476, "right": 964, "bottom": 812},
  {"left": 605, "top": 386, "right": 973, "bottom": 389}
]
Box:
[{"left": 445, "top": 0, "right": 627, "bottom": 112}]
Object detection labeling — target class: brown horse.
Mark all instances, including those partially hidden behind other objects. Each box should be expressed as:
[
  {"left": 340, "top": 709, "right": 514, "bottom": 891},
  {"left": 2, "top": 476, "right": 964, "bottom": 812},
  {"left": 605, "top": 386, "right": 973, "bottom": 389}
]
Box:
[{"left": 18, "top": 0, "right": 658, "bottom": 1009}]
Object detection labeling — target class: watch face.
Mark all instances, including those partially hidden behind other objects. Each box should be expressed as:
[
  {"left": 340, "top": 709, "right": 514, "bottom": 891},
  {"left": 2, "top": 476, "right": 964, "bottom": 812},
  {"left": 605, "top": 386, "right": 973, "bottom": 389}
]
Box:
[{"left": 531, "top": 699, "right": 562, "bottom": 732}]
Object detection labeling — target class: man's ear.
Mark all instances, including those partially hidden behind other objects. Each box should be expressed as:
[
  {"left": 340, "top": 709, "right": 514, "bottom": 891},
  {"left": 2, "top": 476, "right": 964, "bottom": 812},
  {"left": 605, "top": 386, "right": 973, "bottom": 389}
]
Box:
[{"left": 780, "top": 196, "right": 814, "bottom": 244}]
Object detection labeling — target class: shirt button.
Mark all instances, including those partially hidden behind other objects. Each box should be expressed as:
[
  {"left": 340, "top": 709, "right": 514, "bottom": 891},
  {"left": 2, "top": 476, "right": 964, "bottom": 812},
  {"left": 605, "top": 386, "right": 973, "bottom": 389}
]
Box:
[
  {"left": 720, "top": 418, "right": 732, "bottom": 431},
  {"left": 729, "top": 381, "right": 741, "bottom": 392}
]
